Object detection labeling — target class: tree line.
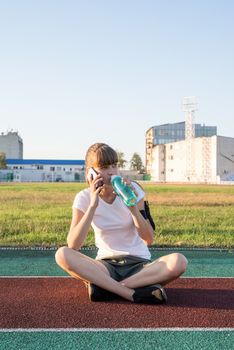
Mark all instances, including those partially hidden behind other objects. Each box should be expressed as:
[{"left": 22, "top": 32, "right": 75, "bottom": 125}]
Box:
[
  {"left": 117, "top": 151, "right": 145, "bottom": 173},
  {"left": 0, "top": 153, "right": 7, "bottom": 169}
]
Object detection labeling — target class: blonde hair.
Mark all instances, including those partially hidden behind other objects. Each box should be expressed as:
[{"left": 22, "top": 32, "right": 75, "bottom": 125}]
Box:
[{"left": 85, "top": 143, "right": 118, "bottom": 169}]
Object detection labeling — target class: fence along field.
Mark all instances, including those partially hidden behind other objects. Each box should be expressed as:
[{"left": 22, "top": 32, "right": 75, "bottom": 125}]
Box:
[{"left": 0, "top": 182, "right": 234, "bottom": 248}]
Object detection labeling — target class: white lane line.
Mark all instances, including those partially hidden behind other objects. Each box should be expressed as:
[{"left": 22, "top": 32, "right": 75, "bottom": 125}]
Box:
[{"left": 0, "top": 328, "right": 233, "bottom": 332}]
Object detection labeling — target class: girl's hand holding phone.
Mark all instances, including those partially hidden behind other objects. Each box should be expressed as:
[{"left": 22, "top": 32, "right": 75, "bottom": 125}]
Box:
[
  {"left": 87, "top": 168, "right": 104, "bottom": 189},
  {"left": 87, "top": 168, "right": 104, "bottom": 208}
]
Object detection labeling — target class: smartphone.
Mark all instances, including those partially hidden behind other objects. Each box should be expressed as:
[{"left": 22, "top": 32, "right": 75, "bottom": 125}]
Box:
[{"left": 87, "top": 167, "right": 104, "bottom": 189}]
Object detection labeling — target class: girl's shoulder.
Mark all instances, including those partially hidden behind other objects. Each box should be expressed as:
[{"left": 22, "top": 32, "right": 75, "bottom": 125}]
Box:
[
  {"left": 74, "top": 187, "right": 90, "bottom": 199},
  {"left": 72, "top": 188, "right": 90, "bottom": 211}
]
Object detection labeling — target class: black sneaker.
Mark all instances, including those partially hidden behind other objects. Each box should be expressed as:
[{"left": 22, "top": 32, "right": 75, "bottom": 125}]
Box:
[
  {"left": 87, "top": 283, "right": 117, "bottom": 302},
  {"left": 133, "top": 284, "right": 167, "bottom": 304}
]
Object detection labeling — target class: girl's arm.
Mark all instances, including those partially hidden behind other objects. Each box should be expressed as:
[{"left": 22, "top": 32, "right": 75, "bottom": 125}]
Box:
[
  {"left": 67, "top": 174, "right": 103, "bottom": 250},
  {"left": 128, "top": 198, "right": 154, "bottom": 245},
  {"left": 67, "top": 205, "right": 96, "bottom": 250}
]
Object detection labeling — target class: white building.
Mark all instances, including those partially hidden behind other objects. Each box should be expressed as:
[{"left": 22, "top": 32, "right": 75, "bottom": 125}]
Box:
[
  {"left": 0, "top": 159, "right": 145, "bottom": 182},
  {"left": 0, "top": 131, "right": 23, "bottom": 159},
  {"left": 150, "top": 135, "right": 234, "bottom": 184},
  {"left": 146, "top": 122, "right": 217, "bottom": 175},
  {"left": 5, "top": 159, "right": 85, "bottom": 182}
]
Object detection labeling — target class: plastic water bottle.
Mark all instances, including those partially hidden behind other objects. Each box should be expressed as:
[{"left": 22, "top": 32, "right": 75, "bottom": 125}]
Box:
[{"left": 111, "top": 175, "right": 137, "bottom": 206}]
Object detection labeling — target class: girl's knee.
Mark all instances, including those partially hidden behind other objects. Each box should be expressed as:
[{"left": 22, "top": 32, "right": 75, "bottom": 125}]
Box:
[
  {"left": 169, "top": 253, "right": 188, "bottom": 276},
  {"left": 177, "top": 253, "right": 188, "bottom": 273},
  {"left": 55, "top": 246, "right": 71, "bottom": 268}
]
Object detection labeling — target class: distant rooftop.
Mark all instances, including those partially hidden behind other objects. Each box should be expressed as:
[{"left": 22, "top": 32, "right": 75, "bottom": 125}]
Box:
[{"left": 0, "top": 130, "right": 23, "bottom": 140}]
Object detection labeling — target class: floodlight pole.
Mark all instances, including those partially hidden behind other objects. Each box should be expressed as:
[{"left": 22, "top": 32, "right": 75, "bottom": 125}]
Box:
[{"left": 182, "top": 97, "right": 197, "bottom": 182}]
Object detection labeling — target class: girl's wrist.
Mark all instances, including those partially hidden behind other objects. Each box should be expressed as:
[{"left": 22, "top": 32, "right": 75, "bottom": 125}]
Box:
[
  {"left": 88, "top": 203, "right": 97, "bottom": 212},
  {"left": 128, "top": 204, "right": 138, "bottom": 214}
]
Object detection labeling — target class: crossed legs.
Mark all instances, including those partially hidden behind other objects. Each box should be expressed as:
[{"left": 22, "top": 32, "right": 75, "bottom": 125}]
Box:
[
  {"left": 120, "top": 253, "right": 188, "bottom": 289},
  {"left": 55, "top": 247, "right": 188, "bottom": 302},
  {"left": 55, "top": 247, "right": 134, "bottom": 301}
]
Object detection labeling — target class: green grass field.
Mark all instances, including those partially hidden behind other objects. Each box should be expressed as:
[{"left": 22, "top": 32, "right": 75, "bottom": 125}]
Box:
[{"left": 0, "top": 182, "right": 234, "bottom": 248}]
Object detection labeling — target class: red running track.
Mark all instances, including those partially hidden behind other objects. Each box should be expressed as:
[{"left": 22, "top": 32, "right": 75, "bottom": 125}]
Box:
[{"left": 1, "top": 278, "right": 233, "bottom": 329}]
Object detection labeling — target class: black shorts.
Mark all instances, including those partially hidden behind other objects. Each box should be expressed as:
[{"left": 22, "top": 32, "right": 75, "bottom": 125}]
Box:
[{"left": 98, "top": 255, "right": 151, "bottom": 282}]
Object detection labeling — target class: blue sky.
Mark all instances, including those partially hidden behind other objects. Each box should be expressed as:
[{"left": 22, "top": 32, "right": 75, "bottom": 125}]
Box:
[{"left": 0, "top": 0, "right": 233, "bottom": 164}]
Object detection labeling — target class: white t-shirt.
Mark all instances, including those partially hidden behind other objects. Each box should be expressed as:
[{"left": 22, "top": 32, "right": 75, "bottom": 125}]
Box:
[{"left": 72, "top": 182, "right": 151, "bottom": 260}]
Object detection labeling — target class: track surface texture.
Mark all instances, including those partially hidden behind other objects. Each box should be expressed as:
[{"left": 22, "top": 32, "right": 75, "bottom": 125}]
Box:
[{"left": 1, "top": 277, "right": 233, "bottom": 329}]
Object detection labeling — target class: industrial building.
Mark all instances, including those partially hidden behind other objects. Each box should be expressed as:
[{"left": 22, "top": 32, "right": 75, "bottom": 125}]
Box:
[
  {"left": 146, "top": 98, "right": 234, "bottom": 184},
  {"left": 0, "top": 131, "right": 23, "bottom": 159},
  {"left": 1, "top": 159, "right": 85, "bottom": 182},
  {"left": 150, "top": 135, "right": 234, "bottom": 183},
  {"left": 149, "top": 121, "right": 217, "bottom": 145},
  {"left": 146, "top": 121, "right": 217, "bottom": 174},
  {"left": 0, "top": 131, "right": 86, "bottom": 182}
]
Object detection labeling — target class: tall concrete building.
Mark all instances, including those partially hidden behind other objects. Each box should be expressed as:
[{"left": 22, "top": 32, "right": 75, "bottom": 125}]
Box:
[
  {"left": 146, "top": 121, "right": 234, "bottom": 183},
  {"left": 0, "top": 131, "right": 23, "bottom": 159},
  {"left": 150, "top": 135, "right": 234, "bottom": 183},
  {"left": 146, "top": 122, "right": 217, "bottom": 174}
]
